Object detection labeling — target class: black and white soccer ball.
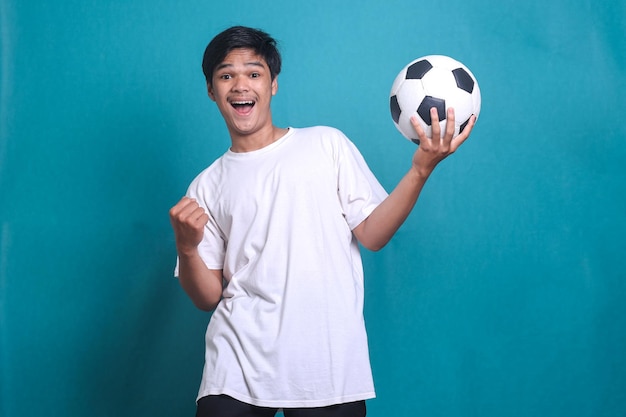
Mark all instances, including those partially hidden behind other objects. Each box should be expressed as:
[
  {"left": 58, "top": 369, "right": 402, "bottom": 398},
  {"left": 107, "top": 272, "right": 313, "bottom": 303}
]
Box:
[{"left": 389, "top": 55, "right": 481, "bottom": 144}]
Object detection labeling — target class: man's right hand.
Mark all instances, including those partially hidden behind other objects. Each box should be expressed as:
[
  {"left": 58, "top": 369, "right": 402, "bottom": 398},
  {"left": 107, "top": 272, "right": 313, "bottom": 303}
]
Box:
[{"left": 169, "top": 197, "right": 210, "bottom": 256}]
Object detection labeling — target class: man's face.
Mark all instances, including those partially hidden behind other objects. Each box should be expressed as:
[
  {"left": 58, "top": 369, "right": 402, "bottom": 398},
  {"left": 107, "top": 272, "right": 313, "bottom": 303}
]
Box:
[{"left": 208, "top": 48, "right": 278, "bottom": 139}]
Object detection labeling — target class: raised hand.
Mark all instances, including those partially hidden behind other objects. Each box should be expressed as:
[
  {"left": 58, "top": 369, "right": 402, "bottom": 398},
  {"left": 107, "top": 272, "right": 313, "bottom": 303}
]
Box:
[
  {"left": 410, "top": 107, "right": 476, "bottom": 177},
  {"left": 169, "top": 197, "right": 210, "bottom": 255}
]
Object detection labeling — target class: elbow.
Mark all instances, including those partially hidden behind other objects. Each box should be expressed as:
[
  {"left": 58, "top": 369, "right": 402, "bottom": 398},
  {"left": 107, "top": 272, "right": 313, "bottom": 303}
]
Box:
[
  {"left": 368, "top": 243, "right": 385, "bottom": 252},
  {"left": 359, "top": 237, "right": 389, "bottom": 252},
  {"left": 178, "top": 272, "right": 223, "bottom": 312},
  {"left": 184, "top": 285, "right": 221, "bottom": 311},
  {"left": 364, "top": 243, "right": 386, "bottom": 252},
  {"left": 192, "top": 297, "right": 220, "bottom": 312},
  {"left": 353, "top": 221, "right": 392, "bottom": 252}
]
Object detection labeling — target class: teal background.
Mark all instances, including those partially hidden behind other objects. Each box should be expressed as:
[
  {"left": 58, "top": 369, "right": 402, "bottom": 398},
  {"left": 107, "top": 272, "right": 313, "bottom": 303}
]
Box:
[{"left": 1, "top": 0, "right": 625, "bottom": 416}]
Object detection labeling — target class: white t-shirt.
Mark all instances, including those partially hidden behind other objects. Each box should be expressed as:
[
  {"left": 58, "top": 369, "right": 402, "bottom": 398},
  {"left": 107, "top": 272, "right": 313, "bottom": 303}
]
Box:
[{"left": 181, "top": 126, "right": 388, "bottom": 408}]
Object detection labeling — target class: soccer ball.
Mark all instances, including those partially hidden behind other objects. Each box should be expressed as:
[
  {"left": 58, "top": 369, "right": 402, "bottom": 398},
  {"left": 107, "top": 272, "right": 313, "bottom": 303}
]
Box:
[{"left": 389, "top": 55, "right": 481, "bottom": 144}]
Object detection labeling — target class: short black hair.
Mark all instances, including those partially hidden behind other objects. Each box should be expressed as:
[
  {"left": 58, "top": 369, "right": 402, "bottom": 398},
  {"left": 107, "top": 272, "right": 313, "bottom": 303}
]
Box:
[{"left": 201, "top": 26, "right": 282, "bottom": 86}]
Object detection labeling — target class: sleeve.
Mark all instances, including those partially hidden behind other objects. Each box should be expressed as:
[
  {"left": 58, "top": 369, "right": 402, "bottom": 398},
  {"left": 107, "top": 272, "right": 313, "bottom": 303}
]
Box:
[{"left": 335, "top": 130, "right": 388, "bottom": 230}]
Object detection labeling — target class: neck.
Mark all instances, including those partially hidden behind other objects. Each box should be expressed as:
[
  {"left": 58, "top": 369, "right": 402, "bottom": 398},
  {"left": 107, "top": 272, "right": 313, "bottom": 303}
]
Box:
[{"left": 229, "top": 125, "right": 288, "bottom": 153}]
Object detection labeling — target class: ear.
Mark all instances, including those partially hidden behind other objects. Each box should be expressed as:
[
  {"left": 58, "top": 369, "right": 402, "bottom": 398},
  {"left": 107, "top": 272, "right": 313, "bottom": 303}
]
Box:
[
  {"left": 271, "top": 76, "right": 278, "bottom": 96},
  {"left": 207, "top": 83, "right": 216, "bottom": 101}
]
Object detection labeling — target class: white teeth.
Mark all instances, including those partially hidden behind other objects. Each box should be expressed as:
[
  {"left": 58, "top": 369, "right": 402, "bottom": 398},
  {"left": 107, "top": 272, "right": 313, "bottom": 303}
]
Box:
[{"left": 232, "top": 101, "right": 254, "bottom": 105}]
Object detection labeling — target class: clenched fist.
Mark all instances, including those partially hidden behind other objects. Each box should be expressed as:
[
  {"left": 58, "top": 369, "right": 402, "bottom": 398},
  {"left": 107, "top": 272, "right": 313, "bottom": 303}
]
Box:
[{"left": 169, "top": 197, "right": 210, "bottom": 256}]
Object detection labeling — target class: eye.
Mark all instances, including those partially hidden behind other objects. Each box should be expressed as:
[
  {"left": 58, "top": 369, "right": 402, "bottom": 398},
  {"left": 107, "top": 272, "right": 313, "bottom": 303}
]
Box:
[
  {"left": 250, "top": 72, "right": 261, "bottom": 78},
  {"left": 219, "top": 74, "right": 231, "bottom": 80}
]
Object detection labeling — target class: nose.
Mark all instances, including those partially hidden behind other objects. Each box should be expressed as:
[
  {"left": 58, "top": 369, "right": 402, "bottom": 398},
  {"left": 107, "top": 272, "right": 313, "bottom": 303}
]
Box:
[{"left": 232, "top": 75, "right": 249, "bottom": 92}]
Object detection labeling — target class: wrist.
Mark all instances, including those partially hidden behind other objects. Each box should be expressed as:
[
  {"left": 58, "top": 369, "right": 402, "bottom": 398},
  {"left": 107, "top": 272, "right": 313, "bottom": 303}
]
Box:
[
  {"left": 409, "top": 164, "right": 433, "bottom": 182},
  {"left": 176, "top": 243, "right": 201, "bottom": 259}
]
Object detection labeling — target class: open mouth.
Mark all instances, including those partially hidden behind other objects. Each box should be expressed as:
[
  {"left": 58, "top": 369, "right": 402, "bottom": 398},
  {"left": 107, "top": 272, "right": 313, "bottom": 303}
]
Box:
[{"left": 231, "top": 100, "right": 255, "bottom": 114}]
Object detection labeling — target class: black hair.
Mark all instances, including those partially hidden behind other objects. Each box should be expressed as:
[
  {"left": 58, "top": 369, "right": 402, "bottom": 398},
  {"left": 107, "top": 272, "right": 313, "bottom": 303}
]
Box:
[{"left": 201, "top": 26, "right": 282, "bottom": 85}]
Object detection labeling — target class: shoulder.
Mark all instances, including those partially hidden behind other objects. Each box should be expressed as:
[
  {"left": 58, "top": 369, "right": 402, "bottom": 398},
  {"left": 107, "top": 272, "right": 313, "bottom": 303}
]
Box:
[
  {"left": 185, "top": 154, "right": 227, "bottom": 198},
  {"left": 292, "top": 125, "right": 347, "bottom": 139},
  {"left": 290, "top": 126, "right": 355, "bottom": 151},
  {"left": 287, "top": 126, "right": 369, "bottom": 169}
]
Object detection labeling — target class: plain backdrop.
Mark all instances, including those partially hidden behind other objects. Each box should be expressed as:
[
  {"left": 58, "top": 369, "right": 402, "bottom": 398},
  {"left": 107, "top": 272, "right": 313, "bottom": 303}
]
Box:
[{"left": 1, "top": 1, "right": 625, "bottom": 416}]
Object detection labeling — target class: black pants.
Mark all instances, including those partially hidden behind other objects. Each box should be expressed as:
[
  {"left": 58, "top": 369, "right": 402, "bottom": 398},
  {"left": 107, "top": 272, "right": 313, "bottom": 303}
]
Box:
[{"left": 196, "top": 395, "right": 366, "bottom": 417}]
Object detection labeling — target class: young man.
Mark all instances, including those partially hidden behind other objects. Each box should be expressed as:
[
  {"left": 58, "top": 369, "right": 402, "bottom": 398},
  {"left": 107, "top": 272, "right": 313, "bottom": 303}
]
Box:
[{"left": 169, "top": 26, "right": 475, "bottom": 417}]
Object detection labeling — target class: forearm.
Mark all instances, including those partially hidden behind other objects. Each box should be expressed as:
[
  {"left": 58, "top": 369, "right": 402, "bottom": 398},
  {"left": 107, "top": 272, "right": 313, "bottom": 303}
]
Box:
[
  {"left": 177, "top": 249, "right": 223, "bottom": 311},
  {"left": 354, "top": 166, "right": 431, "bottom": 251}
]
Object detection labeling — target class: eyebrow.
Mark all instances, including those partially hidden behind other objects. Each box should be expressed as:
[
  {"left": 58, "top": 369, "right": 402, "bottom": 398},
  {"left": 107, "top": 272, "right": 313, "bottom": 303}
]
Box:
[{"left": 215, "top": 61, "right": 266, "bottom": 71}]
